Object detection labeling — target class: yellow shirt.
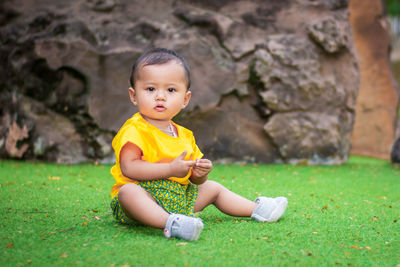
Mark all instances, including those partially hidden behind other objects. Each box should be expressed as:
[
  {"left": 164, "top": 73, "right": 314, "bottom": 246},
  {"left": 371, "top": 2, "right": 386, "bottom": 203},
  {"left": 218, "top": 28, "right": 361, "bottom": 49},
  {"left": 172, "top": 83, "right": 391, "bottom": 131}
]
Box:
[{"left": 110, "top": 113, "right": 203, "bottom": 198}]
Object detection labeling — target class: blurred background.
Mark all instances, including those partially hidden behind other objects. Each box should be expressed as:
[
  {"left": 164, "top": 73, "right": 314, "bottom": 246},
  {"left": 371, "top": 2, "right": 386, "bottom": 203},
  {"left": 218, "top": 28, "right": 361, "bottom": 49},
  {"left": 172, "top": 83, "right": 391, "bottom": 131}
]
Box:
[{"left": 0, "top": 0, "right": 399, "bottom": 165}]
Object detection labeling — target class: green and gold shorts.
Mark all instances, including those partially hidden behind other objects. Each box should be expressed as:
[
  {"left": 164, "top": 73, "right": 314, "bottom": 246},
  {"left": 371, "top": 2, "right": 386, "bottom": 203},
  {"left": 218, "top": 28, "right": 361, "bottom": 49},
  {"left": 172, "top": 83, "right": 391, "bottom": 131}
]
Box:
[{"left": 110, "top": 179, "right": 199, "bottom": 225}]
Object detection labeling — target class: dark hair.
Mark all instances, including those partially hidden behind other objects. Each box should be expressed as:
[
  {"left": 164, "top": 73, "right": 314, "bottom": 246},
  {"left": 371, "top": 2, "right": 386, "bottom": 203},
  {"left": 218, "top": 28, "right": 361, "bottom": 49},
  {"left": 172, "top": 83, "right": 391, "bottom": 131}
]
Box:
[{"left": 130, "top": 48, "right": 191, "bottom": 90}]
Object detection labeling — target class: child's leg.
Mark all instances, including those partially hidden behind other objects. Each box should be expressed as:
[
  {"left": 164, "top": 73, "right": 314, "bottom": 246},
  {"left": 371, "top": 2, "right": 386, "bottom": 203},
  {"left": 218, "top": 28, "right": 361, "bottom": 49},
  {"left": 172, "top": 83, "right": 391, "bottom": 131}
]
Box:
[
  {"left": 118, "top": 183, "right": 204, "bottom": 241},
  {"left": 194, "top": 180, "right": 257, "bottom": 216},
  {"left": 118, "top": 183, "right": 169, "bottom": 228}
]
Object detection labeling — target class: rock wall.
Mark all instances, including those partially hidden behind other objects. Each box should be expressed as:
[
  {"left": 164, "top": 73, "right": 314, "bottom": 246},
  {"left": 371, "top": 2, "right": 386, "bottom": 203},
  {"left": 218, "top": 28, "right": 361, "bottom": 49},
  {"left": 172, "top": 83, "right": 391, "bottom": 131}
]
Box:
[
  {"left": 349, "top": 0, "right": 399, "bottom": 159},
  {"left": 390, "top": 27, "right": 400, "bottom": 141},
  {"left": 0, "top": 0, "right": 359, "bottom": 164}
]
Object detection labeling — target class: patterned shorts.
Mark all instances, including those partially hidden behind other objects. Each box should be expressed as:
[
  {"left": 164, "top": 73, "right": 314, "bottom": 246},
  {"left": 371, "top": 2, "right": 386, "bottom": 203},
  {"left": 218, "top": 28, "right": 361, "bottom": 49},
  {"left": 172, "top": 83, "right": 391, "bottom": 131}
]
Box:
[{"left": 110, "top": 179, "right": 199, "bottom": 225}]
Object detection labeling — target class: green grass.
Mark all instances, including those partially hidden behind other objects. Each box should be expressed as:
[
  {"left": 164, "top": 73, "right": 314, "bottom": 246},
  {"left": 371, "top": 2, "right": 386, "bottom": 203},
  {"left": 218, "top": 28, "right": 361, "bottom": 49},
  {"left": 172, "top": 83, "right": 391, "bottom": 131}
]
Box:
[{"left": 1, "top": 156, "right": 399, "bottom": 266}]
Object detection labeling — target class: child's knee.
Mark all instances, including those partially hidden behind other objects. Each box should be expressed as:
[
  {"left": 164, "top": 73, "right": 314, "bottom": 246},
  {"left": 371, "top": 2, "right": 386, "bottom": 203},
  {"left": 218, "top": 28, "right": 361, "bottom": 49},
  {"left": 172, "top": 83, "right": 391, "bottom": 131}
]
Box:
[
  {"left": 207, "top": 180, "right": 223, "bottom": 188},
  {"left": 118, "top": 183, "right": 141, "bottom": 200},
  {"left": 199, "top": 180, "right": 224, "bottom": 194}
]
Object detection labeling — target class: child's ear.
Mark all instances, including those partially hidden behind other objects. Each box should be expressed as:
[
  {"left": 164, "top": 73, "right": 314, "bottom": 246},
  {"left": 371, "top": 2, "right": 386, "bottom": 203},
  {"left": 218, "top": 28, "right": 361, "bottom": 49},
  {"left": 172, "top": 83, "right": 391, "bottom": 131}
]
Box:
[
  {"left": 182, "top": 91, "right": 191, "bottom": 108},
  {"left": 128, "top": 87, "right": 137, "bottom": 105}
]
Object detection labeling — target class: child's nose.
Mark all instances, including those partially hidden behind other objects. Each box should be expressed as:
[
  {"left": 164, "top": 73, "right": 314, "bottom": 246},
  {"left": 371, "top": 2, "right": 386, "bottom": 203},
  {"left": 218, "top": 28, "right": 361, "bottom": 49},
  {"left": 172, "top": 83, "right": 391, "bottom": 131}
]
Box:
[{"left": 155, "top": 90, "right": 166, "bottom": 100}]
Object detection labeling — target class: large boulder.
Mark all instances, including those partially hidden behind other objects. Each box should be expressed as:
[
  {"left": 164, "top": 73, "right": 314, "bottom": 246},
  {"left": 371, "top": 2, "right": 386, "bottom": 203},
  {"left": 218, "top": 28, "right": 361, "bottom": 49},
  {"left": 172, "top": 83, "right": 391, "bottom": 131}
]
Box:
[
  {"left": 0, "top": 0, "right": 359, "bottom": 164},
  {"left": 349, "top": 0, "right": 399, "bottom": 159},
  {"left": 390, "top": 30, "right": 400, "bottom": 152}
]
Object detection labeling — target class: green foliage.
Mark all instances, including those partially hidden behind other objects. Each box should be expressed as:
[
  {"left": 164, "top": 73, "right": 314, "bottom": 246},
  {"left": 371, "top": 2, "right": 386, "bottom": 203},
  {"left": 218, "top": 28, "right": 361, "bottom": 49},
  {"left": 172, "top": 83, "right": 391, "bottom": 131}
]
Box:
[
  {"left": 1, "top": 157, "right": 399, "bottom": 266},
  {"left": 387, "top": 0, "right": 400, "bottom": 16}
]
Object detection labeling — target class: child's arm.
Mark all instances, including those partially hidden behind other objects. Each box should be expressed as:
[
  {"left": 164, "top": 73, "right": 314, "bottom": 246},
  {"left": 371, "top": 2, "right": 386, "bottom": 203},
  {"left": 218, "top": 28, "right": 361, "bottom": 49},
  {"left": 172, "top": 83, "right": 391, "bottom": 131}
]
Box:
[
  {"left": 120, "top": 142, "right": 196, "bottom": 181},
  {"left": 190, "top": 158, "right": 213, "bottom": 185}
]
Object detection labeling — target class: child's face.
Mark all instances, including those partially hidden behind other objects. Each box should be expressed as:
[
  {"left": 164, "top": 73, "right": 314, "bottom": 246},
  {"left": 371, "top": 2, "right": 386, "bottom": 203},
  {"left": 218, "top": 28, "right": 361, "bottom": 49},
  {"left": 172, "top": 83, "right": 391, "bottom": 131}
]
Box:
[{"left": 129, "top": 61, "right": 191, "bottom": 123}]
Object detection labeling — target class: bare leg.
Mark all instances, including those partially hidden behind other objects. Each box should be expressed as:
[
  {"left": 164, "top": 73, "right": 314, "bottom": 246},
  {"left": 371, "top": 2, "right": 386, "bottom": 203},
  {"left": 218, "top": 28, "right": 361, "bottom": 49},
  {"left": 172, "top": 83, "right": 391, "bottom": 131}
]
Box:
[
  {"left": 118, "top": 183, "right": 169, "bottom": 229},
  {"left": 194, "top": 180, "right": 257, "bottom": 217}
]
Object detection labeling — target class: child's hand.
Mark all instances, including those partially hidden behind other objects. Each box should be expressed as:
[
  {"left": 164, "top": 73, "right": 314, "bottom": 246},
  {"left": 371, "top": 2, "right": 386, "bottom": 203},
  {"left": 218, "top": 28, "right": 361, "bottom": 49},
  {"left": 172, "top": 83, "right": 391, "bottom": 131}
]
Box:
[
  {"left": 169, "top": 150, "right": 196, "bottom": 178},
  {"left": 190, "top": 158, "right": 213, "bottom": 184}
]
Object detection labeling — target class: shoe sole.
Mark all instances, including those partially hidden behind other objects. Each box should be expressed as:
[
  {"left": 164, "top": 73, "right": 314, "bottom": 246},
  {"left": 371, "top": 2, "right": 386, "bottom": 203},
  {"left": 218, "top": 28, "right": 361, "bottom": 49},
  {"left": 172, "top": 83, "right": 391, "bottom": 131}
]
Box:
[{"left": 268, "top": 198, "right": 288, "bottom": 222}]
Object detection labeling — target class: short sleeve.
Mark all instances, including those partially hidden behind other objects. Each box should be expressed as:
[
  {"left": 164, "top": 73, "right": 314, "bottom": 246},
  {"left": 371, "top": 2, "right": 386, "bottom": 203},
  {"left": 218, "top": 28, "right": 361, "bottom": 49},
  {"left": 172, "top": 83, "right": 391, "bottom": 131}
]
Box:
[
  {"left": 112, "top": 125, "right": 146, "bottom": 163},
  {"left": 191, "top": 134, "right": 203, "bottom": 160}
]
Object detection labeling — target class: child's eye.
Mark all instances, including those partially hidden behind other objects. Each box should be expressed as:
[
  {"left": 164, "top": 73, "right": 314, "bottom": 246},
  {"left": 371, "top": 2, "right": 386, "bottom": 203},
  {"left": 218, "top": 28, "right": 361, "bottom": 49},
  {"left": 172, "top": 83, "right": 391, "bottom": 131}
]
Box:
[
  {"left": 168, "top": 88, "right": 175, "bottom": 92},
  {"left": 146, "top": 87, "right": 155, "bottom": 91}
]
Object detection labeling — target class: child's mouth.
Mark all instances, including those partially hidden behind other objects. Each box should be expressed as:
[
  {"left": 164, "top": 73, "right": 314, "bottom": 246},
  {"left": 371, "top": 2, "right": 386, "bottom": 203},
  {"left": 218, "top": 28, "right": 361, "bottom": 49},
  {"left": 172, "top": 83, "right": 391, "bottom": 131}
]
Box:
[{"left": 155, "top": 105, "right": 166, "bottom": 111}]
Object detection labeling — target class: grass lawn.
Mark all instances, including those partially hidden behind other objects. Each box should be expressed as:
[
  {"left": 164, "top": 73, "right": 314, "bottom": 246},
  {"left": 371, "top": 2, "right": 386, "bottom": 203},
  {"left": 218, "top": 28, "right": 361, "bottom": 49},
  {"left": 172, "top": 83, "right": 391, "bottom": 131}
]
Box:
[{"left": 1, "top": 156, "right": 399, "bottom": 266}]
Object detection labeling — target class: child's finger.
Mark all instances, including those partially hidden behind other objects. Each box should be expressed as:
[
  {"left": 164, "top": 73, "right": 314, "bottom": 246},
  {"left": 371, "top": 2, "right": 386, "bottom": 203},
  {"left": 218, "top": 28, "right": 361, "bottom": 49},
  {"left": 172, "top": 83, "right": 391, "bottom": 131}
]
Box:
[
  {"left": 185, "top": 160, "right": 196, "bottom": 167},
  {"left": 196, "top": 158, "right": 211, "bottom": 163},
  {"left": 177, "top": 150, "right": 187, "bottom": 160},
  {"left": 195, "top": 159, "right": 212, "bottom": 167}
]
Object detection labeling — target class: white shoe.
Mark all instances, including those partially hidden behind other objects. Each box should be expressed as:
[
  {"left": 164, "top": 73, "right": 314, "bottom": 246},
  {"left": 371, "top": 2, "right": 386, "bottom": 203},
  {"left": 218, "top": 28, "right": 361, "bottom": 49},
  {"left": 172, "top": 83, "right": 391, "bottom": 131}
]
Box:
[
  {"left": 251, "top": 197, "right": 288, "bottom": 222},
  {"left": 164, "top": 214, "right": 204, "bottom": 241}
]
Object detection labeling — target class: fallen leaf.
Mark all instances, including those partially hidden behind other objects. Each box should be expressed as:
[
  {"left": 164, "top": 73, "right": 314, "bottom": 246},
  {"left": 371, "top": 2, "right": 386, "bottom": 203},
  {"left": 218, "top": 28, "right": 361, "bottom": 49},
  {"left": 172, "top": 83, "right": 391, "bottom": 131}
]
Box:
[
  {"left": 321, "top": 205, "right": 328, "bottom": 212},
  {"left": 60, "top": 253, "right": 68, "bottom": 258},
  {"left": 59, "top": 227, "right": 74, "bottom": 233},
  {"left": 48, "top": 176, "right": 61, "bottom": 181},
  {"left": 6, "top": 243, "right": 14, "bottom": 248},
  {"left": 94, "top": 216, "right": 100, "bottom": 220},
  {"left": 176, "top": 242, "right": 188, "bottom": 246},
  {"left": 82, "top": 222, "right": 87, "bottom": 226}
]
